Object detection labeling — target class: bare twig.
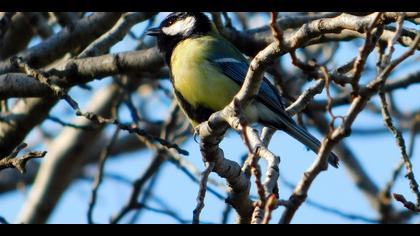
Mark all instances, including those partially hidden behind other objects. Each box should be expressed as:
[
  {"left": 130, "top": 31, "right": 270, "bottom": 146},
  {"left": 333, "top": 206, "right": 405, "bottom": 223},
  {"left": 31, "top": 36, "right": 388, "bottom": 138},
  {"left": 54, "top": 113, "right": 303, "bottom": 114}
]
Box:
[
  {"left": 192, "top": 161, "right": 215, "bottom": 224},
  {"left": 262, "top": 194, "right": 278, "bottom": 224},
  {"left": 133, "top": 202, "right": 190, "bottom": 224},
  {"left": 280, "top": 175, "right": 380, "bottom": 223},
  {"left": 110, "top": 153, "right": 166, "bottom": 224},
  {"left": 111, "top": 105, "right": 194, "bottom": 224},
  {"left": 242, "top": 126, "right": 280, "bottom": 224},
  {"left": 350, "top": 12, "right": 383, "bottom": 96},
  {"left": 279, "top": 137, "right": 336, "bottom": 224},
  {"left": 286, "top": 79, "right": 325, "bottom": 116},
  {"left": 381, "top": 149, "right": 409, "bottom": 208},
  {"left": 313, "top": 71, "right": 420, "bottom": 110},
  {"left": 0, "top": 143, "right": 46, "bottom": 173},
  {"left": 47, "top": 115, "right": 94, "bottom": 130},
  {"left": 323, "top": 65, "right": 345, "bottom": 131},
  {"left": 243, "top": 129, "right": 265, "bottom": 202},
  {"left": 243, "top": 128, "right": 265, "bottom": 224},
  {"left": 221, "top": 203, "right": 233, "bottom": 224},
  {"left": 393, "top": 193, "right": 420, "bottom": 212},
  {"left": 379, "top": 13, "right": 406, "bottom": 70},
  {"left": 379, "top": 92, "right": 420, "bottom": 210},
  {"left": 166, "top": 151, "right": 227, "bottom": 199},
  {"left": 128, "top": 168, "right": 161, "bottom": 223},
  {"left": 375, "top": 15, "right": 420, "bottom": 211},
  {"left": 11, "top": 56, "right": 66, "bottom": 97},
  {"left": 87, "top": 127, "right": 120, "bottom": 224},
  {"left": 305, "top": 198, "right": 380, "bottom": 223},
  {"left": 270, "top": 12, "right": 283, "bottom": 42},
  {"left": 78, "top": 12, "right": 157, "bottom": 58},
  {"left": 65, "top": 95, "right": 188, "bottom": 155}
]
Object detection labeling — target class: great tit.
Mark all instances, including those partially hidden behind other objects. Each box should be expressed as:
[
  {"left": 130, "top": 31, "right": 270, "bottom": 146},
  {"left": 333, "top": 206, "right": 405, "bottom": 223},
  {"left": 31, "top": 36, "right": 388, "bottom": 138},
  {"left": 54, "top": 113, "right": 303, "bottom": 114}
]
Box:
[{"left": 147, "top": 12, "right": 339, "bottom": 167}]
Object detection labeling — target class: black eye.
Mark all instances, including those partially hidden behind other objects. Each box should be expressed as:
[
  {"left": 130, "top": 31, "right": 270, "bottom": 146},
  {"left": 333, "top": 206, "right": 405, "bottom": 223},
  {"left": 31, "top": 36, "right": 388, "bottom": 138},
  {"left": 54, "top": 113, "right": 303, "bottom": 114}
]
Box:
[{"left": 167, "top": 19, "right": 175, "bottom": 26}]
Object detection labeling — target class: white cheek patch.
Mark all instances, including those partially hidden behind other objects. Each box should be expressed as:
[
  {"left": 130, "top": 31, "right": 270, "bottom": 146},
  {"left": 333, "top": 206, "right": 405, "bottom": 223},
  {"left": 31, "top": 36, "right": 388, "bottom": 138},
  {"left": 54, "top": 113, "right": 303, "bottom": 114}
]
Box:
[{"left": 162, "top": 16, "right": 196, "bottom": 36}]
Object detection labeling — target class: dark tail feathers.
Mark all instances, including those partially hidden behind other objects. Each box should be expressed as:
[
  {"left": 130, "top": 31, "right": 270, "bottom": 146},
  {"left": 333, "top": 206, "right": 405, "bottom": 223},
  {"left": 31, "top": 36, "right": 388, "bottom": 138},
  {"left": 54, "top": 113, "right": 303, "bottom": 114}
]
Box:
[{"left": 271, "top": 114, "right": 339, "bottom": 168}]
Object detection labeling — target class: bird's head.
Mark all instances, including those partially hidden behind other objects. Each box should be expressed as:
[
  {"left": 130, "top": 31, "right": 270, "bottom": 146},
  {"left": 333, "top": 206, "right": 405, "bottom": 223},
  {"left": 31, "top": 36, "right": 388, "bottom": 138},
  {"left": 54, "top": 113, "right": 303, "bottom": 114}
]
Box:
[{"left": 146, "top": 12, "right": 213, "bottom": 57}]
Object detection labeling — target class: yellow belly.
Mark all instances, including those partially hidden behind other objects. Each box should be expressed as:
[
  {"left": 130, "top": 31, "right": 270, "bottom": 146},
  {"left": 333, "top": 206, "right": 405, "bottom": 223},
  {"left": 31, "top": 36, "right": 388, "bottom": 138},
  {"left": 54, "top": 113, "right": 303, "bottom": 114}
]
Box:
[{"left": 171, "top": 37, "right": 240, "bottom": 112}]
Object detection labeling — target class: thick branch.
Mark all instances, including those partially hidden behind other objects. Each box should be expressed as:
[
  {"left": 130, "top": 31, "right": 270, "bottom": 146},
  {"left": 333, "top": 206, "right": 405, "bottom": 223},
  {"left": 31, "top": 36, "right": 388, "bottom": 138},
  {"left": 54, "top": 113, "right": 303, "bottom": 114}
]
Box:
[
  {"left": 0, "top": 73, "right": 52, "bottom": 99},
  {"left": 0, "top": 12, "right": 123, "bottom": 74},
  {"left": 0, "top": 47, "right": 164, "bottom": 99}
]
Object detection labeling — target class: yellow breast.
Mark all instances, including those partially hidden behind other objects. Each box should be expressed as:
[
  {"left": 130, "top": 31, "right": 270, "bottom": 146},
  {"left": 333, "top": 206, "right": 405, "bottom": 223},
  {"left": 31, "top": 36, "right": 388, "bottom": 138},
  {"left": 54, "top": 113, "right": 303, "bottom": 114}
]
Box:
[{"left": 170, "top": 37, "right": 240, "bottom": 112}]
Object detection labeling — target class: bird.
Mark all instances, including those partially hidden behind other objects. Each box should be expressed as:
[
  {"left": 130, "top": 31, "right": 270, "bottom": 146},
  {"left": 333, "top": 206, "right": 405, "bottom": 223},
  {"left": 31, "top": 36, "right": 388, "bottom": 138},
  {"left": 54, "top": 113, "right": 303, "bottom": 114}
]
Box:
[{"left": 146, "top": 12, "right": 339, "bottom": 168}]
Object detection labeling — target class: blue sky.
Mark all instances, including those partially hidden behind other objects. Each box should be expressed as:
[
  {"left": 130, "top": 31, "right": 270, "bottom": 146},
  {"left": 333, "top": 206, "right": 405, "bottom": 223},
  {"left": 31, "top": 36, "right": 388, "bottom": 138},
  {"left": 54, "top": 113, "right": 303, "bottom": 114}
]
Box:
[{"left": 0, "top": 12, "right": 419, "bottom": 224}]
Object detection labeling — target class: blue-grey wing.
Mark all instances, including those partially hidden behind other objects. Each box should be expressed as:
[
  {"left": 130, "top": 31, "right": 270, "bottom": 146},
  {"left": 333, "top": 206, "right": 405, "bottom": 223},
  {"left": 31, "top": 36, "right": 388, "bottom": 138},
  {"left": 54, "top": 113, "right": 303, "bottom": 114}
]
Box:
[{"left": 211, "top": 59, "right": 287, "bottom": 115}]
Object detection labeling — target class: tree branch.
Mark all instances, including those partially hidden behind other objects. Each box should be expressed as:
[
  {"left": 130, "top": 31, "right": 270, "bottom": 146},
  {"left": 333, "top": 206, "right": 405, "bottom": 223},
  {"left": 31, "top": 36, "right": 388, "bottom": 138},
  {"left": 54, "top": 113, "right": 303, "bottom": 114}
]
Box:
[
  {"left": 87, "top": 127, "right": 120, "bottom": 224},
  {"left": 0, "top": 143, "right": 46, "bottom": 173}
]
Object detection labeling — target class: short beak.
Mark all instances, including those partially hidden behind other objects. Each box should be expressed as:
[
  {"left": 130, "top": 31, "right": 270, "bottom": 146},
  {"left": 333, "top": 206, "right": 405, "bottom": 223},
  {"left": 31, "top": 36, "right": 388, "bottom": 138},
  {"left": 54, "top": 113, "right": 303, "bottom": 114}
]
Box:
[{"left": 146, "top": 27, "right": 162, "bottom": 36}]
